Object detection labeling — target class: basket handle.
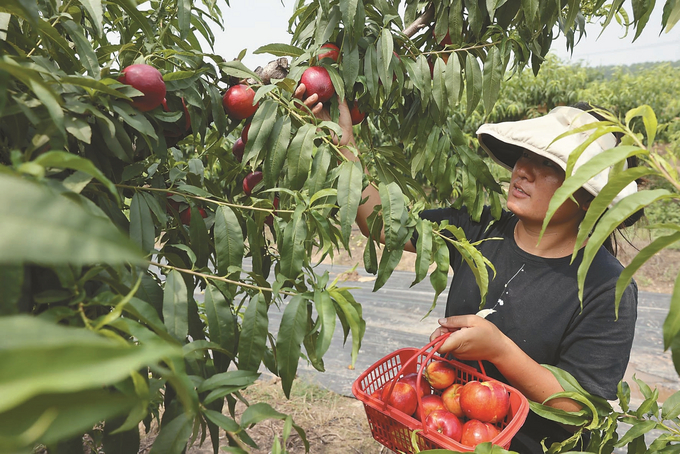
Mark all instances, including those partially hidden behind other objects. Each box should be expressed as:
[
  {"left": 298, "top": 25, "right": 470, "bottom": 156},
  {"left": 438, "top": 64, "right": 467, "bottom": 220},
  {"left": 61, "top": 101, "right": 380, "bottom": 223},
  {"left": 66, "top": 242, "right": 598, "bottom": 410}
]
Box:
[
  {"left": 379, "top": 332, "right": 453, "bottom": 411},
  {"left": 381, "top": 331, "right": 488, "bottom": 433},
  {"left": 382, "top": 331, "right": 486, "bottom": 404}
]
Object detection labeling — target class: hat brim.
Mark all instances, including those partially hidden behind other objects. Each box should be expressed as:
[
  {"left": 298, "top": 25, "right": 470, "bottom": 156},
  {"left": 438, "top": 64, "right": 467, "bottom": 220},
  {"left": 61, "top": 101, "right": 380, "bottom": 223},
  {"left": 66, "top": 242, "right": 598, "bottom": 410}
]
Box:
[
  {"left": 477, "top": 134, "right": 525, "bottom": 171},
  {"left": 475, "top": 106, "right": 637, "bottom": 205}
]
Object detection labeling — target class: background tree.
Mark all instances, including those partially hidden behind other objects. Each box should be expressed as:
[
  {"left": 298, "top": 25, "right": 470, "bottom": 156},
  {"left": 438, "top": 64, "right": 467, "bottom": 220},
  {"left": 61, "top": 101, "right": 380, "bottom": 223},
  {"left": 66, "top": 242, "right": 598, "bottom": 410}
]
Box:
[{"left": 0, "top": 0, "right": 678, "bottom": 453}]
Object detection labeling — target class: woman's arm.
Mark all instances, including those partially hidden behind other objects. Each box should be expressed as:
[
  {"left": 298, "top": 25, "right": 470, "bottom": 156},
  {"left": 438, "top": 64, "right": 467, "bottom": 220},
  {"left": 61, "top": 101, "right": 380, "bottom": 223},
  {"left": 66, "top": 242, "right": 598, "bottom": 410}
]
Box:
[
  {"left": 295, "top": 85, "right": 416, "bottom": 252},
  {"left": 431, "top": 315, "right": 582, "bottom": 413}
]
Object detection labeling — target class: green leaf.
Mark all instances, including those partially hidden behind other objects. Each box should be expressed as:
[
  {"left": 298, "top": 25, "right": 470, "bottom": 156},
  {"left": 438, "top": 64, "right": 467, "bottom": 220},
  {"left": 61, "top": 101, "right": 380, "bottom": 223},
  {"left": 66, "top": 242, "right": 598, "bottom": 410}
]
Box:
[
  {"left": 313, "top": 290, "right": 336, "bottom": 361},
  {"left": 465, "top": 54, "right": 482, "bottom": 116},
  {"left": 61, "top": 20, "right": 100, "bottom": 78},
  {"left": 543, "top": 364, "right": 611, "bottom": 408},
  {"left": 218, "top": 60, "right": 260, "bottom": 81},
  {"left": 177, "top": 0, "right": 190, "bottom": 39},
  {"left": 176, "top": 184, "right": 211, "bottom": 198},
  {"left": 286, "top": 124, "right": 316, "bottom": 190},
  {"left": 664, "top": 270, "right": 680, "bottom": 351},
  {"left": 0, "top": 389, "right": 138, "bottom": 450},
  {"left": 37, "top": 18, "right": 80, "bottom": 68},
  {"left": 148, "top": 413, "right": 192, "bottom": 454},
  {"left": 663, "top": 0, "right": 680, "bottom": 31},
  {"left": 263, "top": 115, "right": 292, "bottom": 188},
  {"left": 528, "top": 400, "right": 590, "bottom": 427},
  {"left": 140, "top": 192, "right": 167, "bottom": 229},
  {"left": 431, "top": 56, "right": 447, "bottom": 120},
  {"left": 112, "top": 103, "right": 157, "bottom": 139},
  {"left": 364, "top": 44, "right": 379, "bottom": 98},
  {"left": 109, "top": 0, "right": 154, "bottom": 38},
  {"left": 429, "top": 236, "right": 450, "bottom": 309},
  {"left": 445, "top": 49, "right": 462, "bottom": 108},
  {"left": 409, "top": 55, "right": 431, "bottom": 107},
  {"left": 124, "top": 297, "right": 170, "bottom": 339},
  {"left": 34, "top": 152, "right": 118, "bottom": 202},
  {"left": 482, "top": 46, "right": 504, "bottom": 114},
  {"left": 203, "top": 409, "right": 240, "bottom": 432},
  {"left": 188, "top": 205, "right": 209, "bottom": 268},
  {"left": 279, "top": 205, "right": 308, "bottom": 280},
  {"left": 61, "top": 76, "right": 132, "bottom": 101},
  {"left": 0, "top": 0, "right": 39, "bottom": 24},
  {"left": 342, "top": 41, "right": 360, "bottom": 92},
  {"left": 305, "top": 143, "right": 331, "bottom": 195},
  {"left": 443, "top": 226, "right": 496, "bottom": 308},
  {"left": 64, "top": 115, "right": 93, "bottom": 144},
  {"left": 237, "top": 293, "right": 269, "bottom": 372},
  {"left": 129, "top": 193, "right": 156, "bottom": 253},
  {"left": 574, "top": 166, "right": 652, "bottom": 259},
  {"left": 363, "top": 238, "right": 378, "bottom": 275},
  {"left": 0, "top": 57, "right": 64, "bottom": 134},
  {"left": 204, "top": 285, "right": 237, "bottom": 358},
  {"left": 577, "top": 189, "right": 672, "bottom": 303},
  {"left": 243, "top": 99, "right": 278, "bottom": 166},
  {"left": 521, "top": 0, "right": 539, "bottom": 26},
  {"left": 377, "top": 29, "right": 394, "bottom": 92},
  {"left": 78, "top": 0, "right": 103, "bottom": 37},
  {"left": 198, "top": 370, "right": 260, "bottom": 393},
  {"left": 207, "top": 84, "right": 227, "bottom": 137},
  {"left": 0, "top": 315, "right": 180, "bottom": 414},
  {"left": 373, "top": 247, "right": 404, "bottom": 292},
  {"left": 379, "top": 182, "right": 409, "bottom": 251},
  {"left": 625, "top": 105, "right": 658, "bottom": 146},
  {"left": 337, "top": 161, "right": 362, "bottom": 245},
  {"left": 543, "top": 145, "right": 646, "bottom": 241},
  {"left": 276, "top": 295, "right": 308, "bottom": 398},
  {"left": 214, "top": 205, "right": 244, "bottom": 279},
  {"left": 253, "top": 43, "right": 305, "bottom": 57},
  {"left": 163, "top": 270, "right": 188, "bottom": 342},
  {"left": 240, "top": 402, "right": 287, "bottom": 427},
  {"left": 0, "top": 265, "right": 23, "bottom": 315},
  {"left": 328, "top": 288, "right": 365, "bottom": 367},
  {"left": 414, "top": 220, "right": 433, "bottom": 286},
  {"left": 0, "top": 173, "right": 143, "bottom": 265},
  {"left": 614, "top": 420, "right": 657, "bottom": 447}
]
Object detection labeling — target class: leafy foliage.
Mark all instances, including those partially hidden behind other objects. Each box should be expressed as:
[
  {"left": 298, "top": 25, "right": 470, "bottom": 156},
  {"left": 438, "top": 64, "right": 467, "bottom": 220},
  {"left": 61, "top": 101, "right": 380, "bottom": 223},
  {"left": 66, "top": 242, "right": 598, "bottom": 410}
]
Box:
[{"left": 1, "top": 0, "right": 679, "bottom": 452}]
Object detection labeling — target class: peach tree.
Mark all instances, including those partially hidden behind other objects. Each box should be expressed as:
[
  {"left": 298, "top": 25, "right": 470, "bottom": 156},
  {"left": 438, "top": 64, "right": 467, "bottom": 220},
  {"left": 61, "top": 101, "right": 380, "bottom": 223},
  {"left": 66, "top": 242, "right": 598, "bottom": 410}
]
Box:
[{"left": 0, "top": 0, "right": 678, "bottom": 453}]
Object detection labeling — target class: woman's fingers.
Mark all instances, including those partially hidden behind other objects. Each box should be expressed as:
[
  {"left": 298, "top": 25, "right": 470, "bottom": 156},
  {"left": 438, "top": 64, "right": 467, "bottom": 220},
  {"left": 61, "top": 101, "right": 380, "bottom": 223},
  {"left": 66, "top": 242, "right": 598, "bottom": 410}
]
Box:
[{"left": 293, "top": 83, "right": 306, "bottom": 99}]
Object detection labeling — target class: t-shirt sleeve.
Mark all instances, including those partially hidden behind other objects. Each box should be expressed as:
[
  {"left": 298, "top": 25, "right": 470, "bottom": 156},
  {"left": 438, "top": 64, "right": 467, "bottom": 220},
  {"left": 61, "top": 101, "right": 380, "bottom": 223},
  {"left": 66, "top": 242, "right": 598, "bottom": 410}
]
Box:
[{"left": 554, "top": 280, "right": 638, "bottom": 400}]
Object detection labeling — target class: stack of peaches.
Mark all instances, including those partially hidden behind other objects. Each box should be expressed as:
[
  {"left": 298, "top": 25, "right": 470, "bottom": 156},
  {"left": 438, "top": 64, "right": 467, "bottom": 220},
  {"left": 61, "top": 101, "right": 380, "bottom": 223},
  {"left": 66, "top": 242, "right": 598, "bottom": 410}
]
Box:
[{"left": 370, "top": 359, "right": 510, "bottom": 448}]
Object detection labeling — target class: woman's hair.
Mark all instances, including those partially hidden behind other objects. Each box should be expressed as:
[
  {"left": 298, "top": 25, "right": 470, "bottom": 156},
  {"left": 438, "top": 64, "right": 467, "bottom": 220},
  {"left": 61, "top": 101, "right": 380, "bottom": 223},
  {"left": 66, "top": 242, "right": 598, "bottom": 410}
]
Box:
[{"left": 571, "top": 102, "right": 646, "bottom": 256}]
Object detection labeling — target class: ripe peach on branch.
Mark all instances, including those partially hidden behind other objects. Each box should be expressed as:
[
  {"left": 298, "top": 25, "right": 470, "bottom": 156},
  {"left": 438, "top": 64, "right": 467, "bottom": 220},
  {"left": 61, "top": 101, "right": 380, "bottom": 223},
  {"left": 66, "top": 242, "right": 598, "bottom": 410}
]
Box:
[{"left": 118, "top": 64, "right": 166, "bottom": 112}]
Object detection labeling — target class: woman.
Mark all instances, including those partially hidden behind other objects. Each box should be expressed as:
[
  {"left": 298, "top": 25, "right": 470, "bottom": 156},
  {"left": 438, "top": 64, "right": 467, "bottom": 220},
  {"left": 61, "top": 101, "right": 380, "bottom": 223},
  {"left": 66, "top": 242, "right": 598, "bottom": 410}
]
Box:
[{"left": 296, "top": 86, "right": 641, "bottom": 452}]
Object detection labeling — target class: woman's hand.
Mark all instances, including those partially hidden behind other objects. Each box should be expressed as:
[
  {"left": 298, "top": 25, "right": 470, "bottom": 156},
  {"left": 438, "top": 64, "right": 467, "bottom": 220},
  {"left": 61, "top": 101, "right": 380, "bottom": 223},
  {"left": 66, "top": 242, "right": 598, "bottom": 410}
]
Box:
[
  {"left": 430, "top": 315, "right": 511, "bottom": 363},
  {"left": 293, "top": 83, "right": 354, "bottom": 147}
]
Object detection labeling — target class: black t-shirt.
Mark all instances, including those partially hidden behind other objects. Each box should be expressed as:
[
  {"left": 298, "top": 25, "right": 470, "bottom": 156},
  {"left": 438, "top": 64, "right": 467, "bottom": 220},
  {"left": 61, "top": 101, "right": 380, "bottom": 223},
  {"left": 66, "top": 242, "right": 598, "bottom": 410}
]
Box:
[{"left": 417, "top": 206, "right": 637, "bottom": 452}]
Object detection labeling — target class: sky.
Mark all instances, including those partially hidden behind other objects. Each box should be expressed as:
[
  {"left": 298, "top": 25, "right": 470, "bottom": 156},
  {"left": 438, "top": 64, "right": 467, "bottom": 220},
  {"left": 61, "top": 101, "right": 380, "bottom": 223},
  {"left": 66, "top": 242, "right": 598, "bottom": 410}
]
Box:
[{"left": 212, "top": 0, "right": 680, "bottom": 69}]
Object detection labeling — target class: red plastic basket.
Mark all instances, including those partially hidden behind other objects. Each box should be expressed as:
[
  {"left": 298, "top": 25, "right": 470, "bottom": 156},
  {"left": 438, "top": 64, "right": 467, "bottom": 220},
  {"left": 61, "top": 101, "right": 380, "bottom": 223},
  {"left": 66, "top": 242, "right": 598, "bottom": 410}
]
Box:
[{"left": 352, "top": 333, "right": 529, "bottom": 453}]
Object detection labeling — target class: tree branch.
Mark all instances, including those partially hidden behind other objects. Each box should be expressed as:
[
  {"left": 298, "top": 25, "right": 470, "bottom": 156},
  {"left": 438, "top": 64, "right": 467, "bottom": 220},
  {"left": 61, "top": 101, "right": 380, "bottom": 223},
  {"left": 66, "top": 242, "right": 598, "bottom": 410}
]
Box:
[{"left": 403, "top": 3, "right": 435, "bottom": 38}]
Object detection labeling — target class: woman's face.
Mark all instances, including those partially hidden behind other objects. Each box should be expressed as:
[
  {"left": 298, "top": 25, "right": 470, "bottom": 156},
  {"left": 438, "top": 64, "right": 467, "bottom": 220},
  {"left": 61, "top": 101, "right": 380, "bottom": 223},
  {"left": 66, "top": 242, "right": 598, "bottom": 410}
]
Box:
[{"left": 507, "top": 150, "right": 590, "bottom": 226}]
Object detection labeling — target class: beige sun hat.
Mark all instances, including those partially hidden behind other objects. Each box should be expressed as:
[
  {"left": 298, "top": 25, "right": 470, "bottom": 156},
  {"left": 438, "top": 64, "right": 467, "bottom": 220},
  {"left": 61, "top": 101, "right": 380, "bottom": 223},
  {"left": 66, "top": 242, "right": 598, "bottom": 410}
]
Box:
[{"left": 476, "top": 106, "right": 637, "bottom": 205}]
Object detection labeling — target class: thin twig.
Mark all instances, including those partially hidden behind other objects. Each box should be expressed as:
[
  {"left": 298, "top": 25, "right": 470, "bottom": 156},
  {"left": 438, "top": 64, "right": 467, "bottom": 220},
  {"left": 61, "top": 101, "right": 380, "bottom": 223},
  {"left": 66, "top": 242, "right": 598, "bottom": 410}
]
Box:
[{"left": 149, "top": 261, "right": 297, "bottom": 296}]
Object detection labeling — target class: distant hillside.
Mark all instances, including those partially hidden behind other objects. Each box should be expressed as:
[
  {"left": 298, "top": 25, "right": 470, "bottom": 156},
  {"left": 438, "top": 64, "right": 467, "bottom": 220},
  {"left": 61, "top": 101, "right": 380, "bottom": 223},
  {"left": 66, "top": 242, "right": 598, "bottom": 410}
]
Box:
[{"left": 594, "top": 60, "right": 680, "bottom": 77}]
